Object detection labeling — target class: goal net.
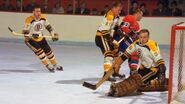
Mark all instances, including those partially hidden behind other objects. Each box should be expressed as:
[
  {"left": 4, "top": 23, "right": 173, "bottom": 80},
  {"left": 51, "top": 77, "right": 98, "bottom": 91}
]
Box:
[{"left": 168, "top": 22, "right": 185, "bottom": 104}]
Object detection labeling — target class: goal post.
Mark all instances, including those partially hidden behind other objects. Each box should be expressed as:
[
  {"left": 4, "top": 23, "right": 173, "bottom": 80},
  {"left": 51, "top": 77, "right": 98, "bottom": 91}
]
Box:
[{"left": 168, "top": 22, "right": 185, "bottom": 104}]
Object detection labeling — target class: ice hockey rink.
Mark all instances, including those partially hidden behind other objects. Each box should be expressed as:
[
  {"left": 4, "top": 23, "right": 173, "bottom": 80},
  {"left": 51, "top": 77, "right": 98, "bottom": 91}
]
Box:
[{"left": 0, "top": 40, "right": 169, "bottom": 104}]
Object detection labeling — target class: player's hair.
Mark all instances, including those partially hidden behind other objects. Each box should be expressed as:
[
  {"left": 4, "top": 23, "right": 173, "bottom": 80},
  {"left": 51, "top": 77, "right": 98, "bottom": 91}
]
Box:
[
  {"left": 131, "top": 0, "right": 138, "bottom": 5},
  {"left": 32, "top": 5, "right": 41, "bottom": 11},
  {"left": 139, "top": 29, "right": 150, "bottom": 36},
  {"left": 140, "top": 3, "right": 146, "bottom": 7},
  {"left": 111, "top": 1, "right": 122, "bottom": 8},
  {"left": 133, "top": 9, "right": 143, "bottom": 14}
]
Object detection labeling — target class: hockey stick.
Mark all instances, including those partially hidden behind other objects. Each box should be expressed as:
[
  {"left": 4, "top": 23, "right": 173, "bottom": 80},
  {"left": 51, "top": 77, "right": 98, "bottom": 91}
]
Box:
[
  {"left": 82, "top": 37, "right": 126, "bottom": 90},
  {"left": 83, "top": 66, "right": 115, "bottom": 90},
  {"left": 8, "top": 27, "right": 52, "bottom": 38}
]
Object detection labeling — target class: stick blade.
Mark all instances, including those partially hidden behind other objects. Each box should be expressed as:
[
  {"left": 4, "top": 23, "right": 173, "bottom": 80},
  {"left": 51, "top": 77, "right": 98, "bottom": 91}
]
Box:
[
  {"left": 82, "top": 81, "right": 97, "bottom": 90},
  {"left": 8, "top": 27, "right": 13, "bottom": 32}
]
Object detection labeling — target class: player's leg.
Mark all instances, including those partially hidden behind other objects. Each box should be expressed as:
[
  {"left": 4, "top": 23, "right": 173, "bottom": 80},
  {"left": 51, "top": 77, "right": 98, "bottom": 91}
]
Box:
[
  {"left": 40, "top": 38, "right": 63, "bottom": 71},
  {"left": 118, "top": 36, "right": 132, "bottom": 52},
  {"left": 95, "top": 35, "right": 116, "bottom": 81},
  {"left": 138, "top": 66, "right": 168, "bottom": 91},
  {"left": 112, "top": 49, "right": 125, "bottom": 79},
  {"left": 25, "top": 39, "right": 54, "bottom": 72},
  {"left": 112, "top": 36, "right": 132, "bottom": 78}
]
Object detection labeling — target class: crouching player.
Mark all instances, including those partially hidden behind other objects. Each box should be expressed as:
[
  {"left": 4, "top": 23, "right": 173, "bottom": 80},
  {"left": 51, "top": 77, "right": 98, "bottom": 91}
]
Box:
[
  {"left": 108, "top": 29, "right": 168, "bottom": 97},
  {"left": 23, "top": 6, "right": 63, "bottom": 72}
]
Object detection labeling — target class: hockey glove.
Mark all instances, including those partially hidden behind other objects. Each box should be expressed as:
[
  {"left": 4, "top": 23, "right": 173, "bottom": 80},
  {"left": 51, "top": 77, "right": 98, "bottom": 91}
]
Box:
[
  {"left": 158, "top": 64, "right": 166, "bottom": 84},
  {"left": 52, "top": 33, "right": 59, "bottom": 41},
  {"left": 32, "top": 34, "right": 39, "bottom": 39},
  {"left": 112, "top": 40, "right": 119, "bottom": 48}
]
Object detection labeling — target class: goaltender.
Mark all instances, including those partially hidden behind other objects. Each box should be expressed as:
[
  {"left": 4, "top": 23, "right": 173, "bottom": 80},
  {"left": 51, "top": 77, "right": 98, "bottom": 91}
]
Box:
[{"left": 108, "top": 29, "right": 168, "bottom": 97}]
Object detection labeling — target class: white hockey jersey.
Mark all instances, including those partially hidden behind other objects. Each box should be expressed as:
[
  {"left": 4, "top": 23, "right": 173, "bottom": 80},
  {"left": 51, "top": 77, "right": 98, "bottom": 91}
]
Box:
[
  {"left": 23, "top": 14, "right": 51, "bottom": 42},
  {"left": 97, "top": 10, "right": 120, "bottom": 36},
  {"left": 123, "top": 39, "right": 164, "bottom": 68}
]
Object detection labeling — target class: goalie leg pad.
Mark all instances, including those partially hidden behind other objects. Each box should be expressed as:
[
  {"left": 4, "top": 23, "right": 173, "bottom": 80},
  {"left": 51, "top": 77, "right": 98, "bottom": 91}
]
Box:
[
  {"left": 138, "top": 78, "right": 168, "bottom": 92},
  {"left": 108, "top": 73, "right": 143, "bottom": 97}
]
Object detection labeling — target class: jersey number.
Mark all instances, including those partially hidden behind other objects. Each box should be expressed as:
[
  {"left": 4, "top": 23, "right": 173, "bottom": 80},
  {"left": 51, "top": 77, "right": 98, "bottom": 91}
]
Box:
[{"left": 34, "top": 23, "right": 43, "bottom": 31}]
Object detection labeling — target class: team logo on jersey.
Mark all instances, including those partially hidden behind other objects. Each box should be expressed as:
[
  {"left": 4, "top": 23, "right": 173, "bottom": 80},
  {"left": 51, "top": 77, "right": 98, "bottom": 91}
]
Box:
[
  {"left": 137, "top": 48, "right": 142, "bottom": 57},
  {"left": 34, "top": 23, "right": 42, "bottom": 31}
]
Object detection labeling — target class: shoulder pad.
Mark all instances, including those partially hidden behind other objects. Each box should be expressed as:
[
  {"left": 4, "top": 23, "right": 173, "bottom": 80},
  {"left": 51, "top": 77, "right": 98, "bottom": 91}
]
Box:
[
  {"left": 106, "top": 10, "right": 114, "bottom": 21},
  {"left": 25, "top": 16, "right": 34, "bottom": 24},
  {"left": 40, "top": 14, "right": 46, "bottom": 20},
  {"left": 146, "top": 39, "right": 158, "bottom": 51}
]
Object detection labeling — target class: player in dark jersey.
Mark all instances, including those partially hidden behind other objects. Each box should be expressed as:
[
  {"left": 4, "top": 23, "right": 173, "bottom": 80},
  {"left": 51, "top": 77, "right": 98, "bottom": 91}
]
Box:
[{"left": 114, "top": 9, "right": 143, "bottom": 75}]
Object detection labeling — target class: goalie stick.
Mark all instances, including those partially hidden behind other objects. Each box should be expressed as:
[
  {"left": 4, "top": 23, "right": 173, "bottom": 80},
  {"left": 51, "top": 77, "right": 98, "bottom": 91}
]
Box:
[
  {"left": 8, "top": 27, "right": 52, "bottom": 38},
  {"left": 82, "top": 36, "right": 126, "bottom": 90}
]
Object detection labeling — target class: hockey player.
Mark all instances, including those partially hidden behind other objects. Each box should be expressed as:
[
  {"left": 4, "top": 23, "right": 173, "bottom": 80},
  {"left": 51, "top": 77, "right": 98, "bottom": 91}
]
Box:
[
  {"left": 114, "top": 9, "right": 143, "bottom": 75},
  {"left": 95, "top": 1, "right": 123, "bottom": 81},
  {"left": 23, "top": 6, "right": 63, "bottom": 72},
  {"left": 108, "top": 29, "right": 167, "bottom": 97}
]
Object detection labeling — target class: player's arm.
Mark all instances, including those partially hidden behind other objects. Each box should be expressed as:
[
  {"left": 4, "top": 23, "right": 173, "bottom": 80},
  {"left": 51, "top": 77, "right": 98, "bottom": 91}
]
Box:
[
  {"left": 22, "top": 17, "right": 32, "bottom": 41},
  {"left": 150, "top": 42, "right": 166, "bottom": 83},
  {"left": 44, "top": 16, "right": 59, "bottom": 41},
  {"left": 112, "top": 44, "right": 136, "bottom": 71},
  {"left": 103, "top": 14, "right": 120, "bottom": 47},
  {"left": 121, "top": 16, "right": 139, "bottom": 41}
]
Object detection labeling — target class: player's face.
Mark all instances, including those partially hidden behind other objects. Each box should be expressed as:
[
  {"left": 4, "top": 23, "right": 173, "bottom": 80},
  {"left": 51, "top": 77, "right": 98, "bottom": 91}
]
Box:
[
  {"left": 139, "top": 32, "right": 149, "bottom": 45},
  {"left": 136, "top": 12, "right": 143, "bottom": 21},
  {"left": 112, "top": 6, "right": 122, "bottom": 16},
  {"left": 33, "top": 8, "right": 41, "bottom": 19}
]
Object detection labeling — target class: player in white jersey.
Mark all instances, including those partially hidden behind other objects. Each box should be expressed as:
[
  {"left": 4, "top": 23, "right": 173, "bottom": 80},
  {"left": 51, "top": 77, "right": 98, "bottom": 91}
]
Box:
[
  {"left": 108, "top": 29, "right": 168, "bottom": 97},
  {"left": 95, "top": 1, "right": 124, "bottom": 81},
  {"left": 23, "top": 6, "right": 63, "bottom": 72}
]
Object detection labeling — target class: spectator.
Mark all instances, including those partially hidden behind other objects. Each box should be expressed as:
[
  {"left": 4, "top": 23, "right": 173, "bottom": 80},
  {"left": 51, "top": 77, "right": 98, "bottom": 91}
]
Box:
[
  {"left": 120, "top": 9, "right": 125, "bottom": 16},
  {"left": 25, "top": 0, "right": 39, "bottom": 12},
  {"left": 152, "top": 1, "right": 169, "bottom": 16},
  {"left": 101, "top": 5, "right": 109, "bottom": 15},
  {"left": 129, "top": 1, "right": 138, "bottom": 14},
  {"left": 1, "top": 0, "right": 15, "bottom": 11},
  {"left": 178, "top": 0, "right": 185, "bottom": 16},
  {"left": 52, "top": 2, "right": 65, "bottom": 14},
  {"left": 15, "top": 0, "right": 25, "bottom": 12},
  {"left": 91, "top": 8, "right": 98, "bottom": 15},
  {"left": 41, "top": 1, "right": 51, "bottom": 13},
  {"left": 75, "top": 2, "right": 90, "bottom": 15},
  {"left": 140, "top": 3, "right": 149, "bottom": 16},
  {"left": 66, "top": 4, "right": 73, "bottom": 14},
  {"left": 170, "top": 1, "right": 182, "bottom": 16}
]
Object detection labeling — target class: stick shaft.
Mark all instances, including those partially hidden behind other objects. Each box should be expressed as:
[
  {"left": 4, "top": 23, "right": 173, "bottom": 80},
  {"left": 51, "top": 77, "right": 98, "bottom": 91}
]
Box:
[{"left": 8, "top": 27, "right": 52, "bottom": 38}]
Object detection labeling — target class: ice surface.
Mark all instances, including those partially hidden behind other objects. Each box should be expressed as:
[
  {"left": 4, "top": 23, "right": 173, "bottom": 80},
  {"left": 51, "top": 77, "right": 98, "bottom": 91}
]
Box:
[{"left": 0, "top": 42, "right": 169, "bottom": 104}]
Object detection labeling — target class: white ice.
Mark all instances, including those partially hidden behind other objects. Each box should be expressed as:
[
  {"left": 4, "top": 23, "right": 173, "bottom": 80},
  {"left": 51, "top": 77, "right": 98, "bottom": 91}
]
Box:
[{"left": 0, "top": 41, "right": 169, "bottom": 104}]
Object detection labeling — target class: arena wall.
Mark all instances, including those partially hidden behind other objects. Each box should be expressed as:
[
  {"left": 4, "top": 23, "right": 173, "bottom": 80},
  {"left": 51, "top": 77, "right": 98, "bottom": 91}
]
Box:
[{"left": 0, "top": 12, "right": 184, "bottom": 45}]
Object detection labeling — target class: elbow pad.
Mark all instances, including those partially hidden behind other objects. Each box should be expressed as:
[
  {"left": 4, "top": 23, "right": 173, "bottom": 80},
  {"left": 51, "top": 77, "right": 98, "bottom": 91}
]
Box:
[{"left": 46, "top": 25, "right": 53, "bottom": 32}]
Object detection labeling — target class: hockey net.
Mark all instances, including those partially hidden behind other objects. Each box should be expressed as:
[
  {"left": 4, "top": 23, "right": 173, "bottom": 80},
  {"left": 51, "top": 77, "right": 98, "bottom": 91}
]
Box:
[{"left": 168, "top": 22, "right": 185, "bottom": 104}]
